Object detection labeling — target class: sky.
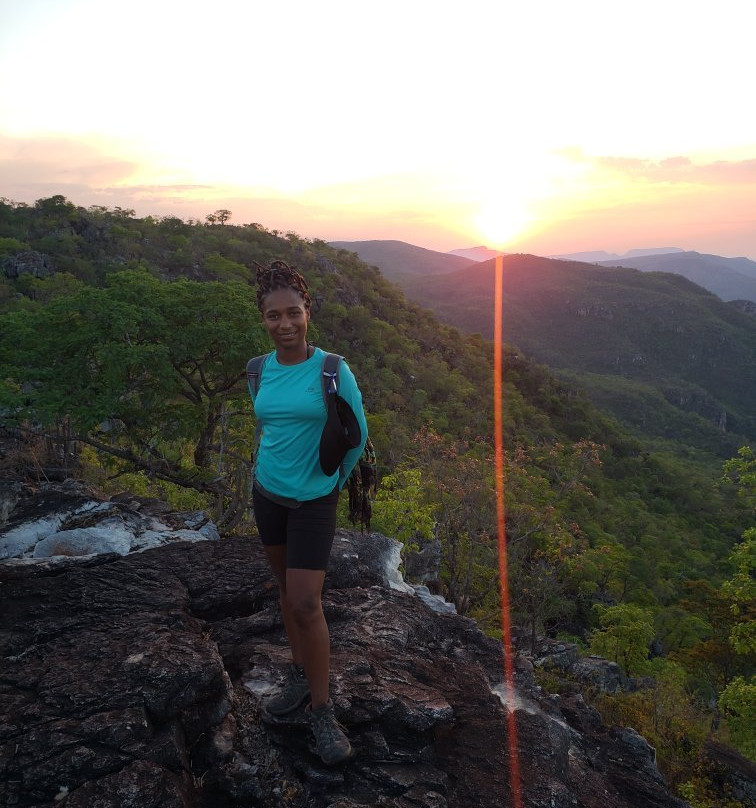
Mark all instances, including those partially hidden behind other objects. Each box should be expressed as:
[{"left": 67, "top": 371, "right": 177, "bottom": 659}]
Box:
[{"left": 1, "top": 0, "right": 755, "bottom": 259}]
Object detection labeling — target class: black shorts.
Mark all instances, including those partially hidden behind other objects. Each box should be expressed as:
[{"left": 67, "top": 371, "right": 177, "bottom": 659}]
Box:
[{"left": 252, "top": 483, "right": 340, "bottom": 571}]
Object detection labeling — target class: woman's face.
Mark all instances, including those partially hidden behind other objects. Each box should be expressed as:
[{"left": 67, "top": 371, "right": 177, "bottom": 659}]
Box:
[{"left": 261, "top": 287, "right": 310, "bottom": 356}]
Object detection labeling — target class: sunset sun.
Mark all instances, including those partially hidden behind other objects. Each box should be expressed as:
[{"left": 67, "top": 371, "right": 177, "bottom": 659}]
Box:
[{"left": 472, "top": 198, "right": 535, "bottom": 249}]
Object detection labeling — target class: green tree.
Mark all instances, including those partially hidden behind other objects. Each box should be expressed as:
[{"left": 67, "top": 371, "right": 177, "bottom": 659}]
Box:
[
  {"left": 713, "top": 448, "right": 756, "bottom": 760},
  {"left": 718, "top": 675, "right": 756, "bottom": 760},
  {"left": 719, "top": 446, "right": 756, "bottom": 653},
  {"left": 0, "top": 236, "right": 27, "bottom": 256},
  {"left": 206, "top": 209, "right": 232, "bottom": 225},
  {"left": 721, "top": 531, "right": 756, "bottom": 656},
  {"left": 0, "top": 269, "right": 267, "bottom": 530},
  {"left": 722, "top": 446, "right": 756, "bottom": 508},
  {"left": 372, "top": 465, "right": 436, "bottom": 549},
  {"left": 506, "top": 440, "right": 604, "bottom": 650},
  {"left": 589, "top": 603, "right": 656, "bottom": 675}
]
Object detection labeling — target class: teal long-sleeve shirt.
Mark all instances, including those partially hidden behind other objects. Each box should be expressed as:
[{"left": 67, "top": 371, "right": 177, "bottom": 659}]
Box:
[{"left": 248, "top": 347, "right": 368, "bottom": 501}]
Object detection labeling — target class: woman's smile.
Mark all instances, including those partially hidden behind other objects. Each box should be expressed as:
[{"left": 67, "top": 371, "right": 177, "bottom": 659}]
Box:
[{"left": 261, "top": 287, "right": 311, "bottom": 361}]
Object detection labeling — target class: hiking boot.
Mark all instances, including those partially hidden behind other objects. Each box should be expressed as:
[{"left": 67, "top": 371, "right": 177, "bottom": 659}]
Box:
[
  {"left": 264, "top": 663, "right": 310, "bottom": 716},
  {"left": 307, "top": 699, "right": 353, "bottom": 765}
]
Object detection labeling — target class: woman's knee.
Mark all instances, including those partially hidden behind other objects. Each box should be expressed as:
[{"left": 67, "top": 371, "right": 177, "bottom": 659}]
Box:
[{"left": 287, "top": 593, "right": 323, "bottom": 627}]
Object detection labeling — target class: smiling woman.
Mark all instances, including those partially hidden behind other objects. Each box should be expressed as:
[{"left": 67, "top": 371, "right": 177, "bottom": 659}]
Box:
[{"left": 249, "top": 259, "right": 368, "bottom": 766}]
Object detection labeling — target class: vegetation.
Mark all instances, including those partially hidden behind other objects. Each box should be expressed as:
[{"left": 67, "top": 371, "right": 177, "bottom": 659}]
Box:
[
  {"left": 1, "top": 196, "right": 753, "bottom": 801},
  {"left": 396, "top": 251, "right": 756, "bottom": 457}
]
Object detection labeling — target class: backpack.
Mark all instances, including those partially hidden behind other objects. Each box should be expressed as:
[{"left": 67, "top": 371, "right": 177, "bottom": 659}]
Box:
[{"left": 246, "top": 350, "right": 363, "bottom": 477}]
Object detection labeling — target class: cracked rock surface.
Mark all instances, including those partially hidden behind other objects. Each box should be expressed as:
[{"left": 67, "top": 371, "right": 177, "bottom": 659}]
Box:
[{"left": 1, "top": 489, "right": 691, "bottom": 808}]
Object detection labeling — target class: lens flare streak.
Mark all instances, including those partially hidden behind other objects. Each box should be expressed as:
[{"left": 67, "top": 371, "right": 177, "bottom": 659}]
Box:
[{"left": 494, "top": 253, "right": 523, "bottom": 808}]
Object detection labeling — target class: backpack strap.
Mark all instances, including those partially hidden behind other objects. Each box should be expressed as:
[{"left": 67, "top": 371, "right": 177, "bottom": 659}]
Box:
[
  {"left": 246, "top": 352, "right": 273, "bottom": 464},
  {"left": 246, "top": 353, "right": 270, "bottom": 400},
  {"left": 321, "top": 352, "right": 343, "bottom": 400},
  {"left": 321, "top": 353, "right": 350, "bottom": 477}
]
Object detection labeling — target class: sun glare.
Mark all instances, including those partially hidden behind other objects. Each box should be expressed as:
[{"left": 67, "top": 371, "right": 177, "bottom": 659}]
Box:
[{"left": 472, "top": 199, "right": 534, "bottom": 250}]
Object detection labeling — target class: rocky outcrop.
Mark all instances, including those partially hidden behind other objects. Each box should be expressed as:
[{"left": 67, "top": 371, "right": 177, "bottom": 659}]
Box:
[
  {"left": 0, "top": 487, "right": 692, "bottom": 808},
  {"left": 728, "top": 299, "right": 756, "bottom": 316},
  {"left": 0, "top": 481, "right": 219, "bottom": 561},
  {"left": 703, "top": 740, "right": 756, "bottom": 805},
  {"left": 535, "top": 641, "right": 630, "bottom": 694},
  {"left": 534, "top": 641, "right": 659, "bottom": 696},
  {"left": 1, "top": 250, "right": 55, "bottom": 279}
]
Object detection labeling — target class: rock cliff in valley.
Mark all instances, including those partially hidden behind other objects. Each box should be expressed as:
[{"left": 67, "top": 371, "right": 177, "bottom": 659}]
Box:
[{"left": 0, "top": 484, "right": 691, "bottom": 808}]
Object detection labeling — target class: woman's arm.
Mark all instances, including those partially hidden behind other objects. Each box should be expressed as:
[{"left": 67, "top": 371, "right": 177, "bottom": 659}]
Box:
[{"left": 337, "top": 360, "right": 368, "bottom": 488}]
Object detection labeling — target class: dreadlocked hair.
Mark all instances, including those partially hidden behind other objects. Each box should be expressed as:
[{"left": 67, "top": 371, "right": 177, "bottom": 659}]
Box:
[{"left": 255, "top": 260, "right": 312, "bottom": 312}]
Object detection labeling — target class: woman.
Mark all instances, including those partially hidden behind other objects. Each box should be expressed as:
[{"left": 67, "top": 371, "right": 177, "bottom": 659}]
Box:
[{"left": 249, "top": 260, "right": 367, "bottom": 766}]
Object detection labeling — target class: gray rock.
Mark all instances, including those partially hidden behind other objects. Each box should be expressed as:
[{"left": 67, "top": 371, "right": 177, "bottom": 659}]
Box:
[
  {"left": 1, "top": 249, "right": 55, "bottom": 279},
  {"left": 0, "top": 481, "right": 22, "bottom": 525},
  {"left": 535, "top": 640, "right": 581, "bottom": 671},
  {"left": 1, "top": 527, "right": 693, "bottom": 808},
  {"left": 328, "top": 529, "right": 413, "bottom": 593},
  {"left": 32, "top": 526, "right": 133, "bottom": 557},
  {"left": 412, "top": 584, "right": 457, "bottom": 615},
  {"left": 0, "top": 481, "right": 220, "bottom": 561},
  {"left": 404, "top": 539, "right": 442, "bottom": 583},
  {"left": 703, "top": 740, "right": 756, "bottom": 804},
  {"left": 571, "top": 656, "right": 629, "bottom": 694}
]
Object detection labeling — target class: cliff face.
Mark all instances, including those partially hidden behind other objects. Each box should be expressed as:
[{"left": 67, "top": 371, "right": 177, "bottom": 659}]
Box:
[{"left": 0, "top": 485, "right": 690, "bottom": 808}]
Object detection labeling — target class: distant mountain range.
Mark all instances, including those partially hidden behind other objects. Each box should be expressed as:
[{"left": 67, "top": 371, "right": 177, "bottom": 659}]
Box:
[
  {"left": 328, "top": 239, "right": 756, "bottom": 453},
  {"left": 404, "top": 254, "right": 756, "bottom": 451},
  {"left": 330, "top": 241, "right": 756, "bottom": 304},
  {"left": 595, "top": 251, "right": 756, "bottom": 303},
  {"left": 448, "top": 246, "right": 502, "bottom": 262},
  {"left": 550, "top": 247, "right": 684, "bottom": 262},
  {"left": 451, "top": 247, "right": 686, "bottom": 264}
]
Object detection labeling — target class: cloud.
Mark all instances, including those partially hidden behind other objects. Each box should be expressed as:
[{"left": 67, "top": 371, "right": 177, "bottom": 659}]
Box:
[
  {"left": 578, "top": 151, "right": 756, "bottom": 185},
  {"left": 0, "top": 134, "right": 139, "bottom": 186},
  {"left": 0, "top": 133, "right": 473, "bottom": 246},
  {"left": 0, "top": 133, "right": 223, "bottom": 214}
]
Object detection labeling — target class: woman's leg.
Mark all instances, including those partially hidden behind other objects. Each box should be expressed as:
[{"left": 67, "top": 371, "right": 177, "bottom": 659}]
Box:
[
  {"left": 284, "top": 487, "right": 339, "bottom": 708},
  {"left": 286, "top": 568, "right": 329, "bottom": 707},
  {"left": 254, "top": 487, "right": 307, "bottom": 666},
  {"left": 263, "top": 544, "right": 304, "bottom": 664}
]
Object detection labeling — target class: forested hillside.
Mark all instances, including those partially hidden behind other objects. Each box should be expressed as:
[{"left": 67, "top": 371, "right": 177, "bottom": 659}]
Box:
[
  {"left": 395, "top": 253, "right": 756, "bottom": 457},
  {"left": 1, "top": 197, "right": 753, "bottom": 797}
]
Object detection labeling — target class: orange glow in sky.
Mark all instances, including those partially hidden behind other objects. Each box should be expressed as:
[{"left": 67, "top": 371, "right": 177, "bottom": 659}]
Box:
[{"left": 1, "top": 0, "right": 755, "bottom": 259}]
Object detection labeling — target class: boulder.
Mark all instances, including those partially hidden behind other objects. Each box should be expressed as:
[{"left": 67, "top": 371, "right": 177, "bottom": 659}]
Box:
[
  {"left": 1, "top": 520, "right": 691, "bottom": 808},
  {"left": 0, "top": 481, "right": 220, "bottom": 561},
  {"left": 1, "top": 249, "right": 55, "bottom": 279},
  {"left": 403, "top": 538, "right": 442, "bottom": 584}
]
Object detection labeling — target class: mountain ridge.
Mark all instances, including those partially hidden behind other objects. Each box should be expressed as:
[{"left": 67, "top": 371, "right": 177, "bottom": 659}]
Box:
[
  {"left": 396, "top": 252, "right": 756, "bottom": 452},
  {"left": 323, "top": 238, "right": 756, "bottom": 451},
  {"left": 329, "top": 239, "right": 474, "bottom": 278},
  {"left": 448, "top": 245, "right": 502, "bottom": 262},
  {"left": 331, "top": 238, "right": 756, "bottom": 303},
  {"left": 551, "top": 247, "right": 685, "bottom": 262},
  {"left": 596, "top": 250, "right": 756, "bottom": 302},
  {"left": 450, "top": 247, "right": 687, "bottom": 263}
]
